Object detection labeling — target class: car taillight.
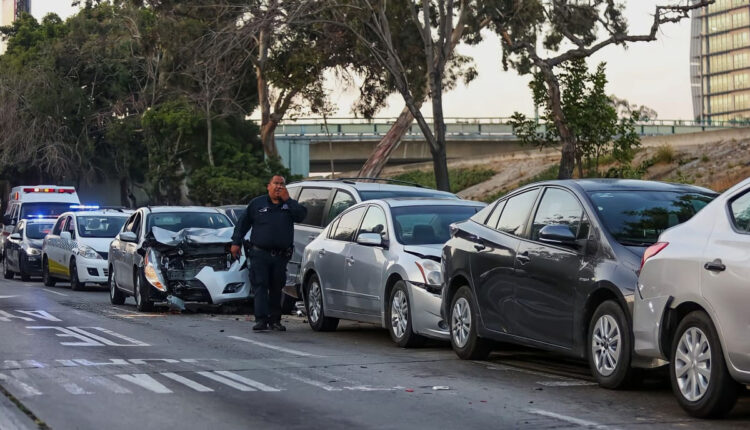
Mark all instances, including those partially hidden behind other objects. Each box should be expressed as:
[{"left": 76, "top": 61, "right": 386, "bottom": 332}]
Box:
[{"left": 640, "top": 242, "right": 669, "bottom": 271}]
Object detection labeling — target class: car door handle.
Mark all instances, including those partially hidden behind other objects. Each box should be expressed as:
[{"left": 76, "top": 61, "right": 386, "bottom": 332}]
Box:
[
  {"left": 704, "top": 259, "right": 726, "bottom": 272},
  {"left": 318, "top": 249, "right": 326, "bottom": 256},
  {"left": 516, "top": 252, "right": 531, "bottom": 265},
  {"left": 473, "top": 242, "right": 486, "bottom": 251},
  {"left": 346, "top": 256, "right": 355, "bottom": 265}
]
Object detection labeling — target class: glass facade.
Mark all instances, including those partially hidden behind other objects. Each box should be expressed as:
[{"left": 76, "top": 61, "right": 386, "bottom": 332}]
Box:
[{"left": 691, "top": 0, "right": 750, "bottom": 122}]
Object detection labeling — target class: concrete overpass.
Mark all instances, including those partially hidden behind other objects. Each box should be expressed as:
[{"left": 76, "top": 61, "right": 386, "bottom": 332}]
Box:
[{"left": 274, "top": 117, "right": 743, "bottom": 175}]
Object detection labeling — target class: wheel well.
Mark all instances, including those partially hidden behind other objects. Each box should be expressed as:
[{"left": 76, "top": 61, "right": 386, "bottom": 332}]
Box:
[
  {"left": 445, "top": 274, "right": 470, "bottom": 311},
  {"left": 301, "top": 269, "right": 317, "bottom": 298},
  {"left": 581, "top": 287, "right": 623, "bottom": 350},
  {"left": 661, "top": 301, "right": 706, "bottom": 358},
  {"left": 382, "top": 274, "right": 403, "bottom": 314}
]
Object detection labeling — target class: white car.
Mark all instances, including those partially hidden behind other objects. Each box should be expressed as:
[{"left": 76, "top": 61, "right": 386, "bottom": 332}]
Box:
[
  {"left": 42, "top": 209, "right": 131, "bottom": 290},
  {"left": 634, "top": 177, "right": 750, "bottom": 418}
]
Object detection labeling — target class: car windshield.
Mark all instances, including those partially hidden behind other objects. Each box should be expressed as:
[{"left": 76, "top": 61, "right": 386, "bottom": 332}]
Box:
[
  {"left": 77, "top": 216, "right": 128, "bottom": 238},
  {"left": 587, "top": 190, "right": 716, "bottom": 246},
  {"left": 147, "top": 211, "right": 233, "bottom": 233},
  {"left": 20, "top": 203, "right": 73, "bottom": 219},
  {"left": 25, "top": 222, "right": 54, "bottom": 239},
  {"left": 392, "top": 205, "right": 483, "bottom": 245},
  {"left": 359, "top": 190, "right": 457, "bottom": 200}
]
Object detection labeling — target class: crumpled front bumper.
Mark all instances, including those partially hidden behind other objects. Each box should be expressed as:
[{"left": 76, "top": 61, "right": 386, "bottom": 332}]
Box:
[{"left": 407, "top": 281, "right": 449, "bottom": 341}]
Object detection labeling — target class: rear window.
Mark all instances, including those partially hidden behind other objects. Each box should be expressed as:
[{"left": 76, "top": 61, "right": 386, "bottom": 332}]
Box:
[
  {"left": 588, "top": 191, "right": 716, "bottom": 246},
  {"left": 77, "top": 216, "right": 128, "bottom": 238},
  {"left": 392, "top": 205, "right": 483, "bottom": 245},
  {"left": 26, "top": 222, "right": 54, "bottom": 239},
  {"left": 146, "top": 212, "right": 233, "bottom": 233},
  {"left": 359, "top": 190, "right": 457, "bottom": 200},
  {"left": 20, "top": 203, "right": 73, "bottom": 219}
]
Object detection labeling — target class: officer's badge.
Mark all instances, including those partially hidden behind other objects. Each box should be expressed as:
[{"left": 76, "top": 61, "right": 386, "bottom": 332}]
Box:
[
  {"left": 259, "top": 207, "right": 269, "bottom": 213},
  {"left": 282, "top": 204, "right": 289, "bottom": 210}
]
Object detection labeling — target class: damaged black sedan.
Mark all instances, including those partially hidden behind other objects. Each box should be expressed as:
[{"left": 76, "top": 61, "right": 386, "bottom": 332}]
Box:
[{"left": 108, "top": 207, "right": 251, "bottom": 311}]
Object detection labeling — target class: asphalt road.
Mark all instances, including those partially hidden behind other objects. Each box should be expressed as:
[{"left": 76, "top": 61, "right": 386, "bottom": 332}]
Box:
[{"left": 1, "top": 277, "right": 749, "bottom": 430}]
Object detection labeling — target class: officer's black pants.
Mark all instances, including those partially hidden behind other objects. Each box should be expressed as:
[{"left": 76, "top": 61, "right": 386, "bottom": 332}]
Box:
[{"left": 248, "top": 249, "right": 287, "bottom": 324}]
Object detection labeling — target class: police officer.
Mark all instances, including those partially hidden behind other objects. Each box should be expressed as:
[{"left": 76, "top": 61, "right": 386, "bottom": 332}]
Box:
[{"left": 231, "top": 175, "right": 307, "bottom": 331}]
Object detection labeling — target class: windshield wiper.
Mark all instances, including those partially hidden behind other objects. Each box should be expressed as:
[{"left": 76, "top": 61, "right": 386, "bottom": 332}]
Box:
[{"left": 618, "top": 240, "right": 654, "bottom": 247}]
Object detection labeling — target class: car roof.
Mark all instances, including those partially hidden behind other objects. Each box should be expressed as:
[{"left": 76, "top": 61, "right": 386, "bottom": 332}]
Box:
[
  {"left": 67, "top": 210, "right": 132, "bottom": 217},
  {"left": 288, "top": 179, "right": 456, "bottom": 196},
  {"left": 525, "top": 179, "right": 717, "bottom": 195},
  {"left": 377, "top": 198, "right": 485, "bottom": 208},
  {"left": 24, "top": 218, "right": 56, "bottom": 224},
  {"left": 216, "top": 205, "right": 246, "bottom": 210},
  {"left": 140, "top": 206, "right": 224, "bottom": 214}
]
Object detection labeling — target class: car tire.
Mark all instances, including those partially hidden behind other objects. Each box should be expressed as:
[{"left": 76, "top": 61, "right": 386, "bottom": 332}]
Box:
[
  {"left": 18, "top": 254, "right": 29, "bottom": 282},
  {"left": 386, "top": 280, "right": 425, "bottom": 348},
  {"left": 281, "top": 292, "right": 296, "bottom": 315},
  {"left": 42, "top": 257, "right": 55, "bottom": 287},
  {"left": 449, "top": 286, "right": 491, "bottom": 360},
  {"left": 134, "top": 268, "right": 154, "bottom": 312},
  {"left": 109, "top": 265, "right": 125, "bottom": 305},
  {"left": 670, "top": 310, "right": 740, "bottom": 418},
  {"left": 588, "top": 300, "right": 639, "bottom": 389},
  {"left": 69, "top": 259, "right": 83, "bottom": 291},
  {"left": 305, "top": 273, "right": 338, "bottom": 332},
  {"left": 3, "top": 253, "right": 14, "bottom": 279}
]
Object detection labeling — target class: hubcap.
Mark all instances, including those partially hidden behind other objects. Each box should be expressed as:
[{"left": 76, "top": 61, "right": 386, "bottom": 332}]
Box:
[
  {"left": 135, "top": 276, "right": 141, "bottom": 305},
  {"left": 110, "top": 269, "right": 116, "bottom": 298},
  {"left": 591, "top": 314, "right": 622, "bottom": 377},
  {"left": 391, "top": 290, "right": 408, "bottom": 339},
  {"left": 308, "top": 281, "right": 322, "bottom": 323},
  {"left": 675, "top": 327, "right": 712, "bottom": 402},
  {"left": 451, "top": 297, "right": 471, "bottom": 348}
]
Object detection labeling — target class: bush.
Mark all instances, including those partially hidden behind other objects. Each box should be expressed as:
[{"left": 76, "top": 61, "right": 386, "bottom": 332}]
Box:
[
  {"left": 391, "top": 167, "right": 495, "bottom": 193},
  {"left": 654, "top": 144, "right": 675, "bottom": 164}
]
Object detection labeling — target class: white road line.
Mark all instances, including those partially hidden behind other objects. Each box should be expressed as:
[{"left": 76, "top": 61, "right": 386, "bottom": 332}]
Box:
[
  {"left": 283, "top": 373, "right": 342, "bottom": 391},
  {"left": 85, "top": 376, "right": 131, "bottom": 394},
  {"left": 214, "top": 371, "right": 281, "bottom": 392},
  {"left": 228, "top": 335, "right": 319, "bottom": 357},
  {"left": 19, "top": 361, "right": 44, "bottom": 369},
  {"left": 115, "top": 374, "right": 172, "bottom": 394},
  {"left": 527, "top": 408, "right": 611, "bottom": 429},
  {"left": 0, "top": 373, "right": 42, "bottom": 396},
  {"left": 197, "top": 371, "right": 256, "bottom": 392},
  {"left": 62, "top": 382, "right": 93, "bottom": 395},
  {"left": 42, "top": 289, "right": 67, "bottom": 296},
  {"left": 160, "top": 372, "right": 214, "bottom": 392}
]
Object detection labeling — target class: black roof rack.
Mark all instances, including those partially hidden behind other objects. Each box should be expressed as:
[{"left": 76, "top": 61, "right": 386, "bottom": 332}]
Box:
[{"left": 294, "top": 177, "right": 427, "bottom": 189}]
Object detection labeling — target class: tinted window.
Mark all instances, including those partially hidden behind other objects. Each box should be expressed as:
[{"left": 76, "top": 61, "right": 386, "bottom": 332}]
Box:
[
  {"left": 496, "top": 189, "right": 539, "bottom": 236},
  {"left": 392, "top": 205, "right": 483, "bottom": 245},
  {"left": 730, "top": 191, "right": 750, "bottom": 232},
  {"left": 298, "top": 188, "right": 331, "bottom": 227},
  {"left": 327, "top": 191, "right": 356, "bottom": 225},
  {"left": 531, "top": 188, "right": 583, "bottom": 241},
  {"left": 485, "top": 200, "right": 506, "bottom": 229},
  {"left": 359, "top": 190, "right": 457, "bottom": 200},
  {"left": 358, "top": 206, "right": 388, "bottom": 238},
  {"left": 588, "top": 191, "right": 715, "bottom": 246},
  {"left": 77, "top": 216, "right": 129, "bottom": 238},
  {"left": 26, "top": 222, "right": 54, "bottom": 239},
  {"left": 146, "top": 212, "right": 232, "bottom": 233},
  {"left": 470, "top": 203, "right": 494, "bottom": 224},
  {"left": 52, "top": 217, "right": 65, "bottom": 235},
  {"left": 331, "top": 207, "right": 366, "bottom": 242},
  {"left": 20, "top": 203, "right": 72, "bottom": 219}
]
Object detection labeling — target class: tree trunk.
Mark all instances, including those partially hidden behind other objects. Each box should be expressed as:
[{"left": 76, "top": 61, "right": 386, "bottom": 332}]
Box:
[
  {"left": 256, "top": 22, "right": 279, "bottom": 158},
  {"left": 119, "top": 176, "right": 131, "bottom": 208},
  {"left": 206, "top": 113, "right": 214, "bottom": 166},
  {"left": 430, "top": 77, "right": 450, "bottom": 192},
  {"left": 540, "top": 66, "right": 576, "bottom": 179},
  {"left": 358, "top": 106, "right": 415, "bottom": 178},
  {"left": 261, "top": 119, "right": 279, "bottom": 158}
]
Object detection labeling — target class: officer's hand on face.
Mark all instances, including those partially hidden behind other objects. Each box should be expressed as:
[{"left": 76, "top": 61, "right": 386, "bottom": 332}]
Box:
[
  {"left": 230, "top": 244, "right": 241, "bottom": 259},
  {"left": 279, "top": 186, "right": 290, "bottom": 202}
]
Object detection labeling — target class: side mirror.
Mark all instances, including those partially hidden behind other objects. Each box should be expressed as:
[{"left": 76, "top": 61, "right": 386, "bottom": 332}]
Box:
[
  {"left": 2, "top": 214, "right": 12, "bottom": 225},
  {"left": 356, "top": 232, "right": 383, "bottom": 247},
  {"left": 538, "top": 224, "right": 577, "bottom": 247},
  {"left": 9, "top": 233, "right": 21, "bottom": 240},
  {"left": 120, "top": 231, "right": 137, "bottom": 243},
  {"left": 60, "top": 231, "right": 72, "bottom": 241}
]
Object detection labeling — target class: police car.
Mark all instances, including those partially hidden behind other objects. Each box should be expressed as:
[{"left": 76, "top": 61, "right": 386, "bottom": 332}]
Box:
[
  {"left": 1, "top": 186, "right": 80, "bottom": 258},
  {"left": 42, "top": 208, "right": 131, "bottom": 290}
]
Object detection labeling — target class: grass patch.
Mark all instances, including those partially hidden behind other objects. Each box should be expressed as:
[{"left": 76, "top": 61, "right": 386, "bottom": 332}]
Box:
[
  {"left": 481, "top": 164, "right": 559, "bottom": 203},
  {"left": 391, "top": 167, "right": 495, "bottom": 193},
  {"left": 654, "top": 144, "right": 675, "bottom": 164},
  {"left": 701, "top": 154, "right": 710, "bottom": 163}
]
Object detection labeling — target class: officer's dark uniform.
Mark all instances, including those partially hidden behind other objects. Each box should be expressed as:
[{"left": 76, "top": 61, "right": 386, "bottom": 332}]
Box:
[{"left": 232, "top": 194, "right": 306, "bottom": 327}]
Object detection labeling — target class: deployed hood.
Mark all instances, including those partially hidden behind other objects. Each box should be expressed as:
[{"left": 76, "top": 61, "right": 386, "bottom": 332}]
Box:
[
  {"left": 82, "top": 237, "right": 118, "bottom": 253},
  {"left": 403, "top": 244, "right": 443, "bottom": 259},
  {"left": 149, "top": 226, "right": 234, "bottom": 247},
  {"left": 29, "top": 239, "right": 43, "bottom": 248}
]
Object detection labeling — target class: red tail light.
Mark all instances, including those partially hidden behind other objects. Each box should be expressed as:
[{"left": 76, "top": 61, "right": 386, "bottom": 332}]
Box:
[{"left": 640, "top": 242, "right": 669, "bottom": 271}]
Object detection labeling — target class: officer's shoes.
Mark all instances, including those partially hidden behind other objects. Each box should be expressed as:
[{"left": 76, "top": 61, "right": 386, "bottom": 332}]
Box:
[
  {"left": 252, "top": 321, "right": 269, "bottom": 331},
  {"left": 269, "top": 322, "right": 286, "bottom": 331}
]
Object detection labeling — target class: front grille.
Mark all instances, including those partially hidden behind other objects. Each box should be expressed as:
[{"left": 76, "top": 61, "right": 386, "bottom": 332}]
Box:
[{"left": 102, "top": 268, "right": 109, "bottom": 277}]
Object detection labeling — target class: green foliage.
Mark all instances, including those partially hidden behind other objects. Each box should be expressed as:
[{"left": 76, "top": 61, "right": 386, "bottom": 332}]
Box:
[
  {"left": 509, "top": 60, "right": 641, "bottom": 177},
  {"left": 654, "top": 144, "right": 676, "bottom": 164},
  {"left": 701, "top": 154, "right": 710, "bottom": 163},
  {"left": 391, "top": 167, "right": 495, "bottom": 194}
]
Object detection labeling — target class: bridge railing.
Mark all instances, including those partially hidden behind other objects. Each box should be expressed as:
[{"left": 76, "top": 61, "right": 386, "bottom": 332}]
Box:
[{"left": 275, "top": 117, "right": 747, "bottom": 138}]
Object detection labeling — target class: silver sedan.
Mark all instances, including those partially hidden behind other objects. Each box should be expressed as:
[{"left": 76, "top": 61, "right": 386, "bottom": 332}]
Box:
[
  {"left": 300, "top": 198, "right": 485, "bottom": 347},
  {"left": 635, "top": 176, "right": 750, "bottom": 418}
]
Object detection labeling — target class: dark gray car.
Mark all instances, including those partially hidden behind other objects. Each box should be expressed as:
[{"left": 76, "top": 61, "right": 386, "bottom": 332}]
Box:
[{"left": 441, "top": 179, "right": 716, "bottom": 389}]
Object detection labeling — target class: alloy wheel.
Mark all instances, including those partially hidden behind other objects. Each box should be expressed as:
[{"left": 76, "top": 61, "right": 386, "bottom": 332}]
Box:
[
  {"left": 591, "top": 314, "right": 622, "bottom": 377},
  {"left": 675, "top": 327, "right": 712, "bottom": 402},
  {"left": 451, "top": 297, "right": 471, "bottom": 348},
  {"left": 109, "top": 269, "right": 116, "bottom": 299},
  {"left": 308, "top": 280, "right": 322, "bottom": 323},
  {"left": 390, "top": 289, "right": 408, "bottom": 339},
  {"left": 135, "top": 275, "right": 142, "bottom": 307}
]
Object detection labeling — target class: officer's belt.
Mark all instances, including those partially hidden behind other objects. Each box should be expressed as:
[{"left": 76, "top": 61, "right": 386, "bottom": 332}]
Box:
[{"left": 250, "top": 245, "right": 288, "bottom": 256}]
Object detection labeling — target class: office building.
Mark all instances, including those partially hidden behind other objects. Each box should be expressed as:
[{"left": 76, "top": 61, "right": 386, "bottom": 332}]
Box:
[{"left": 0, "top": 0, "right": 30, "bottom": 54}]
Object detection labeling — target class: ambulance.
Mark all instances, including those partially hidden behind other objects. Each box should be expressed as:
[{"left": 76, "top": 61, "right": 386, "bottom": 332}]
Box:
[{"left": 1, "top": 186, "right": 81, "bottom": 258}]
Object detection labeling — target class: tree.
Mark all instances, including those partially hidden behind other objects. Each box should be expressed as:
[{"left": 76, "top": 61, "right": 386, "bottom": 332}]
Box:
[
  {"left": 509, "top": 59, "right": 640, "bottom": 177},
  {"left": 610, "top": 95, "right": 658, "bottom": 121},
  {"left": 494, "top": 0, "right": 712, "bottom": 179}
]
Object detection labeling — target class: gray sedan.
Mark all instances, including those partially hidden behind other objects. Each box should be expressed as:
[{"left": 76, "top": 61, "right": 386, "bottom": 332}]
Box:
[
  {"left": 300, "top": 198, "right": 485, "bottom": 347},
  {"left": 635, "top": 176, "right": 750, "bottom": 418}
]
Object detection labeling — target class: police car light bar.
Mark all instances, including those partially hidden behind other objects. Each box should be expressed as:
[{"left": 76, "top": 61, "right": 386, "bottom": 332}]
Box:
[
  {"left": 22, "top": 187, "right": 75, "bottom": 194},
  {"left": 70, "top": 205, "right": 100, "bottom": 210}
]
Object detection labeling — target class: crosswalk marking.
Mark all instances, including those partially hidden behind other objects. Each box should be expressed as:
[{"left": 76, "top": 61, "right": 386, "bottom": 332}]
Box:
[
  {"left": 115, "top": 374, "right": 173, "bottom": 394},
  {"left": 0, "top": 372, "right": 42, "bottom": 396},
  {"left": 196, "top": 371, "right": 256, "bottom": 392},
  {"left": 62, "top": 382, "right": 92, "bottom": 395},
  {"left": 284, "top": 373, "right": 342, "bottom": 391},
  {"left": 228, "top": 335, "right": 319, "bottom": 357},
  {"left": 214, "top": 371, "right": 281, "bottom": 392},
  {"left": 160, "top": 372, "right": 214, "bottom": 392},
  {"left": 85, "top": 376, "right": 131, "bottom": 394}
]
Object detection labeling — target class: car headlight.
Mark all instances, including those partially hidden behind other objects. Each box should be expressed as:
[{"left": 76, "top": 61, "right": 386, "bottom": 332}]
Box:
[
  {"left": 24, "top": 246, "right": 41, "bottom": 256},
  {"left": 143, "top": 248, "right": 168, "bottom": 292},
  {"left": 415, "top": 259, "right": 443, "bottom": 287},
  {"left": 74, "top": 244, "right": 101, "bottom": 259}
]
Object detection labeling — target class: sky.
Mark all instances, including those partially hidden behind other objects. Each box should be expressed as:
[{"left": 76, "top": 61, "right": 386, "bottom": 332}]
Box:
[{"left": 27, "top": 1, "right": 696, "bottom": 120}]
